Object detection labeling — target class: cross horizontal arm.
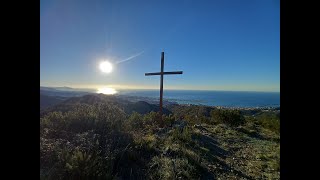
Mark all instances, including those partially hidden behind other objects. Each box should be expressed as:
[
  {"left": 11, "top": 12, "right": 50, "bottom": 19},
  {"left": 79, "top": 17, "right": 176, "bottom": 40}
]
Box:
[
  {"left": 145, "top": 72, "right": 161, "bottom": 76},
  {"left": 145, "top": 71, "right": 183, "bottom": 76},
  {"left": 163, "top": 71, "right": 183, "bottom": 75}
]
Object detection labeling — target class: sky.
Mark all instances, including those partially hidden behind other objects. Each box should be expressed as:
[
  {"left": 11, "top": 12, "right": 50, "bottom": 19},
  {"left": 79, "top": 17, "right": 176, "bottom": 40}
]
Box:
[{"left": 40, "top": 0, "right": 280, "bottom": 92}]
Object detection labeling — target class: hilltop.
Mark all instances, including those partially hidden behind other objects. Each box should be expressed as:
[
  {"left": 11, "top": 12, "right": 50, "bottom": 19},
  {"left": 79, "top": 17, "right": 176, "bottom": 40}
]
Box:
[{"left": 40, "top": 93, "right": 280, "bottom": 179}]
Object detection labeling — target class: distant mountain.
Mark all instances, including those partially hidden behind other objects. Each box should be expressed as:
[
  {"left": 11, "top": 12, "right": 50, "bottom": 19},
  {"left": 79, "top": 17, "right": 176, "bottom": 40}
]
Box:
[
  {"left": 126, "top": 101, "right": 171, "bottom": 115},
  {"left": 116, "top": 95, "right": 177, "bottom": 106},
  {"left": 53, "top": 86, "right": 74, "bottom": 91},
  {"left": 40, "top": 86, "right": 94, "bottom": 97},
  {"left": 62, "top": 94, "right": 114, "bottom": 105},
  {"left": 40, "top": 86, "right": 174, "bottom": 116},
  {"left": 40, "top": 86, "right": 59, "bottom": 92},
  {"left": 40, "top": 86, "right": 178, "bottom": 106},
  {"left": 40, "top": 94, "right": 67, "bottom": 109},
  {"left": 40, "top": 89, "right": 92, "bottom": 97},
  {"left": 41, "top": 86, "right": 95, "bottom": 92},
  {"left": 63, "top": 94, "right": 171, "bottom": 115}
]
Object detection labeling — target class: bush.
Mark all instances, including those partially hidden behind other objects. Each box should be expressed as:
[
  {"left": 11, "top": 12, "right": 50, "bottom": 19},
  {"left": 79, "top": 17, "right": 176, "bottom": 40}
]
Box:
[
  {"left": 163, "top": 114, "right": 175, "bottom": 127},
  {"left": 256, "top": 112, "right": 280, "bottom": 133},
  {"left": 40, "top": 111, "right": 66, "bottom": 130},
  {"left": 127, "top": 111, "right": 144, "bottom": 131},
  {"left": 169, "top": 105, "right": 213, "bottom": 125},
  {"left": 149, "top": 156, "right": 196, "bottom": 180},
  {"left": 59, "top": 148, "right": 109, "bottom": 179},
  {"left": 40, "top": 103, "right": 134, "bottom": 179},
  {"left": 40, "top": 103, "right": 127, "bottom": 134},
  {"left": 143, "top": 111, "right": 159, "bottom": 128},
  {"left": 172, "top": 126, "right": 192, "bottom": 143},
  {"left": 210, "top": 109, "right": 245, "bottom": 127}
]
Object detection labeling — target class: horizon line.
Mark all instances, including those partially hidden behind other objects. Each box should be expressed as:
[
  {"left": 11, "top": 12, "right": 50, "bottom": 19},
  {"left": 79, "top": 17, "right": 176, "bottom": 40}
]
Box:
[{"left": 40, "top": 85, "right": 280, "bottom": 93}]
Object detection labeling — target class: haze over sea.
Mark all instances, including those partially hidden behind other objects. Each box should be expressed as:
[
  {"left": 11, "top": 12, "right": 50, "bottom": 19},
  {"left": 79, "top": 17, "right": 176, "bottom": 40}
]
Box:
[{"left": 116, "top": 90, "right": 280, "bottom": 108}]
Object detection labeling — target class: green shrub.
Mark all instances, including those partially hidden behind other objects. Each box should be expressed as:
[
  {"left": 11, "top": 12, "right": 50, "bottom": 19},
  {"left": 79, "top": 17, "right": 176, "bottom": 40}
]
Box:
[
  {"left": 256, "top": 112, "right": 280, "bottom": 133},
  {"left": 41, "top": 103, "right": 127, "bottom": 134},
  {"left": 143, "top": 111, "right": 158, "bottom": 126},
  {"left": 40, "top": 111, "right": 66, "bottom": 130},
  {"left": 40, "top": 103, "right": 133, "bottom": 179},
  {"left": 59, "top": 148, "right": 109, "bottom": 179},
  {"left": 149, "top": 156, "right": 196, "bottom": 180},
  {"left": 163, "top": 114, "right": 175, "bottom": 127},
  {"left": 210, "top": 109, "right": 245, "bottom": 126},
  {"left": 172, "top": 126, "right": 192, "bottom": 143},
  {"left": 127, "top": 111, "right": 144, "bottom": 130}
]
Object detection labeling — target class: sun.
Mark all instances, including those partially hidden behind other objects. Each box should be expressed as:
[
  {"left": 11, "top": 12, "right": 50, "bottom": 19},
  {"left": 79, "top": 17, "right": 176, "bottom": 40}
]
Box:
[{"left": 99, "top": 61, "right": 113, "bottom": 73}]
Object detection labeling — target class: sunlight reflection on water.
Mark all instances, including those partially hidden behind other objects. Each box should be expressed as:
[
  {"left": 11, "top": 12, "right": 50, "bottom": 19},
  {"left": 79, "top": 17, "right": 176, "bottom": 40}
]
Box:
[{"left": 96, "top": 87, "right": 117, "bottom": 95}]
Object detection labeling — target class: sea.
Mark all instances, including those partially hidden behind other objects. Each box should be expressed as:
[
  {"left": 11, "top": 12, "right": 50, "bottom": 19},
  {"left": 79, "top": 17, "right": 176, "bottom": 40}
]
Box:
[{"left": 117, "top": 90, "right": 280, "bottom": 108}]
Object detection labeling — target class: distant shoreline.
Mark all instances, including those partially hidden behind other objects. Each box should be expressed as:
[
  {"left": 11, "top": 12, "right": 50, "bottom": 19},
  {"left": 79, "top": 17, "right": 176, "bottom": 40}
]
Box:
[
  {"left": 115, "top": 94, "right": 280, "bottom": 110},
  {"left": 40, "top": 87, "right": 280, "bottom": 109},
  {"left": 40, "top": 86, "right": 279, "bottom": 93}
]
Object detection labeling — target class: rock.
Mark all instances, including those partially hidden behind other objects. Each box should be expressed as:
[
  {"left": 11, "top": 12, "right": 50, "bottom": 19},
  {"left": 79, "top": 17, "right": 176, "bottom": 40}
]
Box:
[{"left": 163, "top": 147, "right": 170, "bottom": 155}]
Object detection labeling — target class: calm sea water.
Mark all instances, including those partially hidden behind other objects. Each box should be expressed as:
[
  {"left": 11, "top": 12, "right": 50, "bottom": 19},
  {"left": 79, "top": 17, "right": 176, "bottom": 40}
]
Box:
[{"left": 117, "top": 90, "right": 280, "bottom": 108}]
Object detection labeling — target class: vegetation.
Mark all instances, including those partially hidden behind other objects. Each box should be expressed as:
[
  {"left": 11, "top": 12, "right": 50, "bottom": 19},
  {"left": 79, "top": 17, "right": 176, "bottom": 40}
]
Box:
[
  {"left": 210, "top": 109, "right": 245, "bottom": 126},
  {"left": 255, "top": 112, "right": 280, "bottom": 134},
  {"left": 40, "top": 94, "right": 280, "bottom": 179}
]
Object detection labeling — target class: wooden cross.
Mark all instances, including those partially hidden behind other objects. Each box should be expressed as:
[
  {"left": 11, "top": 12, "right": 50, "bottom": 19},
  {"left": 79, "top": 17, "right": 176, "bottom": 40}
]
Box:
[{"left": 145, "top": 52, "right": 183, "bottom": 123}]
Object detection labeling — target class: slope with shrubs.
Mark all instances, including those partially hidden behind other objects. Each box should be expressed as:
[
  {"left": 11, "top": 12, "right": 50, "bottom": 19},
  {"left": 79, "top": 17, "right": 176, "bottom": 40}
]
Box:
[{"left": 40, "top": 95, "right": 280, "bottom": 179}]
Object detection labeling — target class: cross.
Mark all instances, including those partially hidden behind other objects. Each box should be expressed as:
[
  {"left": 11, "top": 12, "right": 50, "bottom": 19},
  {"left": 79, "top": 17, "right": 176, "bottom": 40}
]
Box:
[{"left": 145, "top": 52, "right": 183, "bottom": 123}]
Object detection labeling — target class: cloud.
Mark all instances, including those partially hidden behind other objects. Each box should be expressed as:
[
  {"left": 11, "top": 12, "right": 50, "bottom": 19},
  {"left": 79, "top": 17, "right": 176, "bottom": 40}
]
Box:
[{"left": 116, "top": 50, "right": 144, "bottom": 64}]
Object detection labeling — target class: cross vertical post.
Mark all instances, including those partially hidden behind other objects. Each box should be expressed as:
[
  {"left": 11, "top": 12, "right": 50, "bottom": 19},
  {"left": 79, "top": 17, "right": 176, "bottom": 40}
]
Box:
[
  {"left": 159, "top": 52, "right": 164, "bottom": 119},
  {"left": 145, "top": 52, "right": 183, "bottom": 125}
]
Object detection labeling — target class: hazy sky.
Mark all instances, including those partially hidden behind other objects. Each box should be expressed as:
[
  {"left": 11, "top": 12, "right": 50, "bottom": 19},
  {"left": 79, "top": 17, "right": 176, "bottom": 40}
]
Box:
[{"left": 40, "top": 0, "right": 280, "bottom": 92}]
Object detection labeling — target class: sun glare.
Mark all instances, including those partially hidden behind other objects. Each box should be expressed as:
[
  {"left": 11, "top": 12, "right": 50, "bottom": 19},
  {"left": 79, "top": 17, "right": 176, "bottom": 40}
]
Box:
[
  {"left": 97, "top": 87, "right": 117, "bottom": 95},
  {"left": 99, "top": 61, "right": 113, "bottom": 73}
]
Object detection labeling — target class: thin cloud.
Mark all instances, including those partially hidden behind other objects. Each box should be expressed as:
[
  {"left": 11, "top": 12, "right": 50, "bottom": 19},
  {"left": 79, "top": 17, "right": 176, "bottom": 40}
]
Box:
[{"left": 116, "top": 51, "right": 144, "bottom": 64}]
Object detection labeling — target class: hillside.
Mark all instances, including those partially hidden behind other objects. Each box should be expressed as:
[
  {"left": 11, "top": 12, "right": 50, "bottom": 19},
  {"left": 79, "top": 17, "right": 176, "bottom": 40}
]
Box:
[
  {"left": 40, "top": 94, "right": 280, "bottom": 179},
  {"left": 40, "top": 94, "right": 172, "bottom": 116}
]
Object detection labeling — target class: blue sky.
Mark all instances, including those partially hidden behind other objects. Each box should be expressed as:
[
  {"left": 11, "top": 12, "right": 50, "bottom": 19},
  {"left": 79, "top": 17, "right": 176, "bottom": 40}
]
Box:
[{"left": 40, "top": 0, "right": 279, "bottom": 92}]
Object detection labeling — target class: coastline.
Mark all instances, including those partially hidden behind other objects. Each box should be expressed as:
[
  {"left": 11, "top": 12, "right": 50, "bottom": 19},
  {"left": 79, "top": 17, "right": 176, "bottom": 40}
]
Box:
[{"left": 117, "top": 94, "right": 280, "bottom": 110}]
